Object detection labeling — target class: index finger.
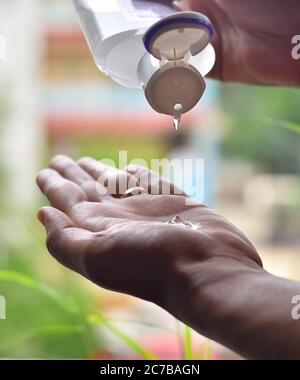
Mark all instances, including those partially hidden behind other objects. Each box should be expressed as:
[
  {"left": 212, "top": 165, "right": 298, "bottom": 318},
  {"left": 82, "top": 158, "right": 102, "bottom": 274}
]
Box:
[{"left": 36, "top": 169, "right": 87, "bottom": 214}]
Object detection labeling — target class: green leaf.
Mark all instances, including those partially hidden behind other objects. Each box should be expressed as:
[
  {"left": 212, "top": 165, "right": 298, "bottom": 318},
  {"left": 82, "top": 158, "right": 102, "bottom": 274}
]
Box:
[
  {"left": 264, "top": 118, "right": 300, "bottom": 134},
  {"left": 183, "top": 325, "right": 193, "bottom": 360},
  {"left": 88, "top": 314, "right": 158, "bottom": 360},
  {"left": 0, "top": 325, "right": 84, "bottom": 353},
  {"left": 0, "top": 270, "right": 77, "bottom": 314}
]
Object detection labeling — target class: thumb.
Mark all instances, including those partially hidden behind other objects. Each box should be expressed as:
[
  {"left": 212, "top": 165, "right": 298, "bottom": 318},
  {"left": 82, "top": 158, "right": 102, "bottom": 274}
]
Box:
[
  {"left": 37, "top": 206, "right": 74, "bottom": 233},
  {"left": 37, "top": 207, "right": 93, "bottom": 276}
]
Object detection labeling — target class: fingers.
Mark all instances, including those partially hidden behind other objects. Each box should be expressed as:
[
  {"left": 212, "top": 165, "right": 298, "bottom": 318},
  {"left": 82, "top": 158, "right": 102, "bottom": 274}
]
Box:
[
  {"left": 124, "top": 164, "right": 186, "bottom": 196},
  {"left": 39, "top": 155, "right": 187, "bottom": 206},
  {"left": 78, "top": 157, "right": 185, "bottom": 197},
  {"left": 36, "top": 168, "right": 87, "bottom": 213},
  {"left": 78, "top": 157, "right": 133, "bottom": 198},
  {"left": 49, "top": 155, "right": 107, "bottom": 202},
  {"left": 38, "top": 207, "right": 95, "bottom": 275},
  {"left": 50, "top": 155, "right": 93, "bottom": 185}
]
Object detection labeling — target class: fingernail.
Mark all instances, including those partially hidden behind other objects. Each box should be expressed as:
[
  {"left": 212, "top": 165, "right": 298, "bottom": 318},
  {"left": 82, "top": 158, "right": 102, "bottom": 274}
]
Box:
[{"left": 37, "top": 209, "right": 45, "bottom": 225}]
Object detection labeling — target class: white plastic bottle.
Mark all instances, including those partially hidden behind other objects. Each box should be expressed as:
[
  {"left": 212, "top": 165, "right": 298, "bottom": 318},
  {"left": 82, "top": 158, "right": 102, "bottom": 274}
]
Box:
[{"left": 73, "top": 0, "right": 215, "bottom": 125}]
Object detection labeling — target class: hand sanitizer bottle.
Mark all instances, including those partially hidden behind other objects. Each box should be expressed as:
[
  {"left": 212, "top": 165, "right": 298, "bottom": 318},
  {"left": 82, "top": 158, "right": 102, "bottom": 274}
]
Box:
[{"left": 73, "top": 0, "right": 215, "bottom": 127}]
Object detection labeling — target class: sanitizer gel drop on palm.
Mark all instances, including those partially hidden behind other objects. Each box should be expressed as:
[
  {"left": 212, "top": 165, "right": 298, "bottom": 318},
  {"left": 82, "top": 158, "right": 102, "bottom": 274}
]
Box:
[{"left": 73, "top": 0, "right": 215, "bottom": 127}]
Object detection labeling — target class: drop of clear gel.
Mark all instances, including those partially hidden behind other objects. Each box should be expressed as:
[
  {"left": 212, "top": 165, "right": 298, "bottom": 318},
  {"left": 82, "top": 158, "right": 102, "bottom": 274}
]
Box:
[
  {"left": 173, "top": 103, "right": 183, "bottom": 131},
  {"left": 173, "top": 117, "right": 180, "bottom": 131},
  {"left": 166, "top": 215, "right": 201, "bottom": 231}
]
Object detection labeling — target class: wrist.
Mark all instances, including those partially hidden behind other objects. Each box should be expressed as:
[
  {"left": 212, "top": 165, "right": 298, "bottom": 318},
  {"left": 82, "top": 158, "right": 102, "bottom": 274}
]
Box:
[
  {"left": 166, "top": 255, "right": 264, "bottom": 321},
  {"left": 165, "top": 255, "right": 267, "bottom": 348},
  {"left": 166, "top": 255, "right": 300, "bottom": 359}
]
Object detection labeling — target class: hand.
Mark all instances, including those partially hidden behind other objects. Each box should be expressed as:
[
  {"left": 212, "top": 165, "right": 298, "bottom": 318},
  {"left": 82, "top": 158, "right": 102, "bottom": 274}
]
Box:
[
  {"left": 178, "top": 0, "right": 300, "bottom": 86},
  {"left": 37, "top": 155, "right": 300, "bottom": 359},
  {"left": 36, "top": 155, "right": 262, "bottom": 314}
]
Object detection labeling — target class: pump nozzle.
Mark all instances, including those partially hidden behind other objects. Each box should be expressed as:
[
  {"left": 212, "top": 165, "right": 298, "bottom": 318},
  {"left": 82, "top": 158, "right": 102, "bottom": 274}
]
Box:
[{"left": 140, "top": 11, "right": 214, "bottom": 124}]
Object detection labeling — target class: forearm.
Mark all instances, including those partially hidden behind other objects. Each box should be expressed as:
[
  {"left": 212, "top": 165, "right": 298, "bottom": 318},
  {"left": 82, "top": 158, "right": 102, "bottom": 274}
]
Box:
[{"left": 168, "top": 257, "right": 300, "bottom": 359}]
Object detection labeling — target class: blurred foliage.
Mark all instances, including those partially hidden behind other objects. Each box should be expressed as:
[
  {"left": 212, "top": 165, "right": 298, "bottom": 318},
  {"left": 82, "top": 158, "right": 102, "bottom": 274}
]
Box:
[
  {"left": 222, "top": 85, "right": 300, "bottom": 174},
  {"left": 0, "top": 213, "right": 98, "bottom": 358},
  {"left": 0, "top": 137, "right": 169, "bottom": 359},
  {"left": 88, "top": 314, "right": 158, "bottom": 360},
  {"left": 183, "top": 325, "right": 193, "bottom": 360},
  {"left": 48, "top": 136, "right": 167, "bottom": 169},
  {"left": 0, "top": 92, "right": 9, "bottom": 189}
]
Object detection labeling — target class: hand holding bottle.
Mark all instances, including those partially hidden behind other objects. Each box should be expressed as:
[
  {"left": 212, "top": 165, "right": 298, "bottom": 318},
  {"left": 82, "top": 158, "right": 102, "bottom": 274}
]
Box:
[{"left": 178, "top": 0, "right": 300, "bottom": 86}]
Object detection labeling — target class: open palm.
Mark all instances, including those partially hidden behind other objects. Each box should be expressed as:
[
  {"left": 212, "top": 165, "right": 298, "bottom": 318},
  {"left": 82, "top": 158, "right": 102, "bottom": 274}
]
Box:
[{"left": 37, "top": 155, "right": 262, "bottom": 314}]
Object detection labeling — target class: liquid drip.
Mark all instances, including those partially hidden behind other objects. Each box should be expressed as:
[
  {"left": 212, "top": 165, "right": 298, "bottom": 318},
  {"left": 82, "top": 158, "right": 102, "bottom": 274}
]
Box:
[
  {"left": 173, "top": 117, "right": 180, "bottom": 131},
  {"left": 167, "top": 215, "right": 201, "bottom": 231},
  {"left": 173, "top": 103, "right": 183, "bottom": 131}
]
